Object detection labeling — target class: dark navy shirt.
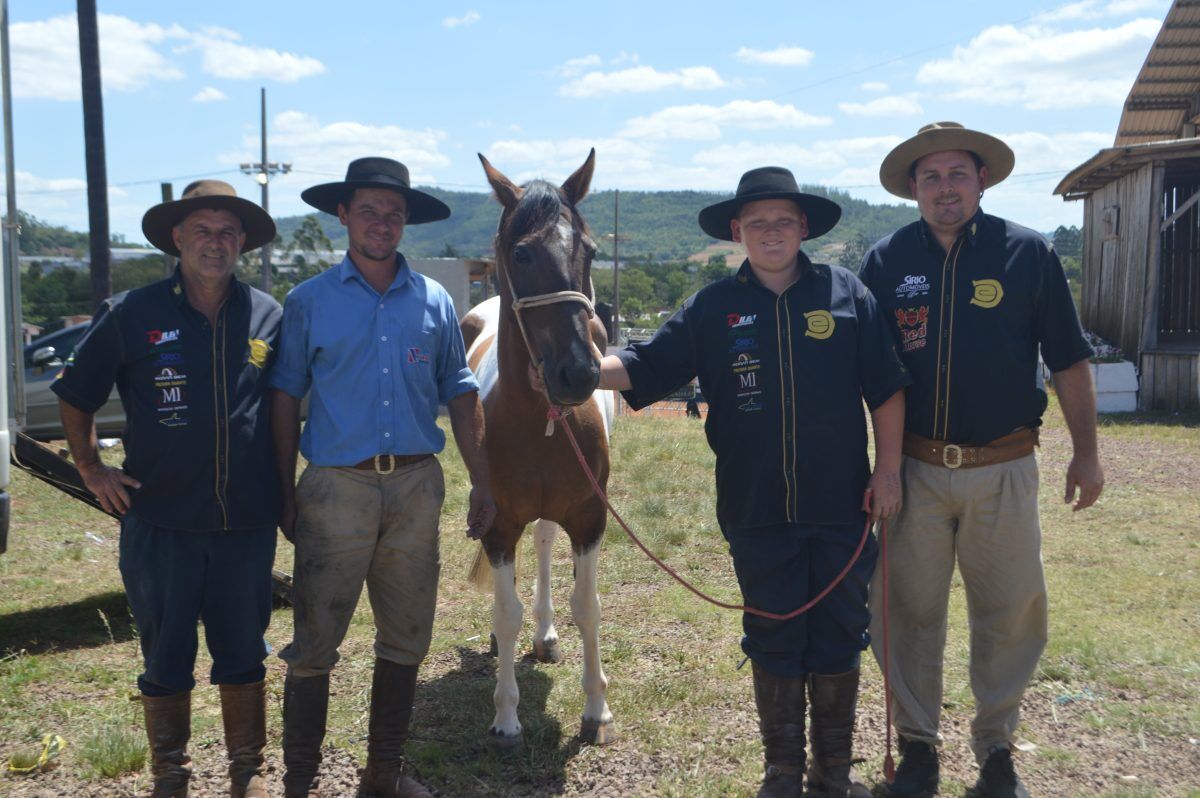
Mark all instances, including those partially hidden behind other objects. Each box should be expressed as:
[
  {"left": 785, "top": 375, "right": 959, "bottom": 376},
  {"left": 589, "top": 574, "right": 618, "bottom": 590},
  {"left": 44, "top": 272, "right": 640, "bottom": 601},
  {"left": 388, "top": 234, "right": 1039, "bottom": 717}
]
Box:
[
  {"left": 52, "top": 271, "right": 282, "bottom": 531},
  {"left": 617, "top": 254, "right": 911, "bottom": 528},
  {"left": 859, "top": 209, "right": 1092, "bottom": 445}
]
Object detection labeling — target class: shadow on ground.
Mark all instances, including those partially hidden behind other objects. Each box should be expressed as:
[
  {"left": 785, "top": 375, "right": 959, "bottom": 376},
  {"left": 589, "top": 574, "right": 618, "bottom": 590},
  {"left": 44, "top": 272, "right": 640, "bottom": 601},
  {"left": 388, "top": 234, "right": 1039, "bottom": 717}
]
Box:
[{"left": 0, "top": 590, "right": 136, "bottom": 655}]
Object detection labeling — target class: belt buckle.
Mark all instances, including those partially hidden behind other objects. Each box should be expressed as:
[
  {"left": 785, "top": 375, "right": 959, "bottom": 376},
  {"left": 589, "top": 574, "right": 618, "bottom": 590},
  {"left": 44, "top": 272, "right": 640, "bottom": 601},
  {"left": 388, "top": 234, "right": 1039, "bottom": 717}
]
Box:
[
  {"left": 942, "top": 444, "right": 963, "bottom": 469},
  {"left": 374, "top": 454, "right": 395, "bottom": 475}
]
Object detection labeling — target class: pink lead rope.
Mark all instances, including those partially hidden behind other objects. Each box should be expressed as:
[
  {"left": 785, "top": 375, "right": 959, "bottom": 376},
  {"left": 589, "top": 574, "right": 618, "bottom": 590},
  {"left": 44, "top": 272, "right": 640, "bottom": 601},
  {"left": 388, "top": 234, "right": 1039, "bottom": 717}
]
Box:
[{"left": 546, "top": 404, "right": 895, "bottom": 782}]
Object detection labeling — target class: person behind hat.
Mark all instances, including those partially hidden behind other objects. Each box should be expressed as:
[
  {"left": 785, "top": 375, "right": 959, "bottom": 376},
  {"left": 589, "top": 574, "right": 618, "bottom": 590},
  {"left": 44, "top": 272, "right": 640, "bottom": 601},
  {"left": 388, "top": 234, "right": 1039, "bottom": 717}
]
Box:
[
  {"left": 546, "top": 166, "right": 911, "bottom": 797},
  {"left": 53, "top": 180, "right": 282, "bottom": 797},
  {"left": 269, "top": 157, "right": 495, "bottom": 798},
  {"left": 860, "top": 122, "right": 1104, "bottom": 798}
]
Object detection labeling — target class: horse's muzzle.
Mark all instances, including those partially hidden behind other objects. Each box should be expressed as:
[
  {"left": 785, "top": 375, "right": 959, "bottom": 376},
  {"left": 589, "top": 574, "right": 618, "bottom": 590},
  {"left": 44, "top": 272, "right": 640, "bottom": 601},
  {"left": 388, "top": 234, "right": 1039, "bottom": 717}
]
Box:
[{"left": 545, "top": 356, "right": 601, "bottom": 407}]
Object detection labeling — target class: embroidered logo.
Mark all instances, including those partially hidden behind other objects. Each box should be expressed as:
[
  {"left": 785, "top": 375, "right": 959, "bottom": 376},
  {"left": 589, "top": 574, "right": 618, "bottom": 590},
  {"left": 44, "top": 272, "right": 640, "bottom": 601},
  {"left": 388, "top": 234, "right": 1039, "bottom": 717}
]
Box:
[
  {"left": 895, "top": 274, "right": 930, "bottom": 300},
  {"left": 146, "top": 329, "right": 180, "bottom": 346},
  {"left": 895, "top": 306, "right": 929, "bottom": 353},
  {"left": 159, "top": 412, "right": 187, "bottom": 428},
  {"left": 247, "top": 338, "right": 270, "bottom": 369},
  {"left": 729, "top": 337, "right": 758, "bottom": 352},
  {"left": 407, "top": 347, "right": 430, "bottom": 364},
  {"left": 804, "top": 310, "right": 835, "bottom": 340},
  {"left": 970, "top": 279, "right": 1003, "bottom": 309},
  {"left": 727, "top": 313, "right": 757, "bottom": 328}
]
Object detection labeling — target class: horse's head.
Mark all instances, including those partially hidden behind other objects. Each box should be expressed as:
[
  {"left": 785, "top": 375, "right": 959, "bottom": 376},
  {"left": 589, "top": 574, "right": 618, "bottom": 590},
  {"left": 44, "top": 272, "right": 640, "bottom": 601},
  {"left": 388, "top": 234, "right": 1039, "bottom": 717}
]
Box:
[{"left": 480, "top": 149, "right": 601, "bottom": 407}]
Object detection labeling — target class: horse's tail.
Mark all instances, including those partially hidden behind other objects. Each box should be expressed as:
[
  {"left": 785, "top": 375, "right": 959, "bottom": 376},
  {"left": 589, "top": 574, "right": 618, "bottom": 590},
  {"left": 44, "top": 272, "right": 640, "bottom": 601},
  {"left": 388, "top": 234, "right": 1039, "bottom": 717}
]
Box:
[{"left": 468, "top": 544, "right": 493, "bottom": 591}]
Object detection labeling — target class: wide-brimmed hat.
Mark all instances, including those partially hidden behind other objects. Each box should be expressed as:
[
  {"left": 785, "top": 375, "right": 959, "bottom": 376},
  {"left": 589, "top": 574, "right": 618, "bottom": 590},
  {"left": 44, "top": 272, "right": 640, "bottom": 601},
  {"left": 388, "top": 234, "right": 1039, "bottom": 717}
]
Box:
[
  {"left": 300, "top": 157, "right": 451, "bottom": 224},
  {"left": 141, "top": 180, "right": 275, "bottom": 257},
  {"left": 879, "top": 121, "right": 1015, "bottom": 199},
  {"left": 698, "top": 166, "right": 841, "bottom": 241}
]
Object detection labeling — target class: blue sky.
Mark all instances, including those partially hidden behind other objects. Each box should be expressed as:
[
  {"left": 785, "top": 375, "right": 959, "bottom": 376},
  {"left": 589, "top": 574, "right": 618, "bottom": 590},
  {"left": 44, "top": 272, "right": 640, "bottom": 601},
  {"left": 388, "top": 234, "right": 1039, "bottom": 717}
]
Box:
[{"left": 2, "top": 0, "right": 1172, "bottom": 242}]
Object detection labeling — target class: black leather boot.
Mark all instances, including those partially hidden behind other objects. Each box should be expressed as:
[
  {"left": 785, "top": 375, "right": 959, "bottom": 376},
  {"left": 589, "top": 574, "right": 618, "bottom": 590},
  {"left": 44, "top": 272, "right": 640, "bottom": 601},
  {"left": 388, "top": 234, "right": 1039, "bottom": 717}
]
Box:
[
  {"left": 807, "top": 669, "right": 870, "bottom": 797},
  {"left": 282, "top": 672, "right": 329, "bottom": 798},
  {"left": 751, "top": 661, "right": 806, "bottom": 798},
  {"left": 357, "top": 658, "right": 431, "bottom": 798}
]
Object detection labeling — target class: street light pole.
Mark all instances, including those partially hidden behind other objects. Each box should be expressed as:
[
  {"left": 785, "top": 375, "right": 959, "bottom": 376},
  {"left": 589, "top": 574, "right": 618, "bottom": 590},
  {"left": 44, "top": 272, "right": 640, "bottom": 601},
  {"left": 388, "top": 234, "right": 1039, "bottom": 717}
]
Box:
[{"left": 239, "top": 87, "right": 290, "bottom": 294}]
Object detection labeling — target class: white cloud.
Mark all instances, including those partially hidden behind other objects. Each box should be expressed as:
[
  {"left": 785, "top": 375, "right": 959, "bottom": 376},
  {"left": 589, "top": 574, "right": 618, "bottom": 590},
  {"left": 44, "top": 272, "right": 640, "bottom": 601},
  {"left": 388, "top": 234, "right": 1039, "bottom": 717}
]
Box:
[
  {"left": 188, "top": 31, "right": 325, "bottom": 83},
  {"left": 1002, "top": 130, "right": 1112, "bottom": 173},
  {"left": 552, "top": 54, "right": 602, "bottom": 78},
  {"left": 620, "top": 100, "right": 832, "bottom": 140},
  {"left": 1035, "top": 0, "right": 1166, "bottom": 22},
  {"left": 692, "top": 142, "right": 845, "bottom": 172},
  {"left": 860, "top": 81, "right": 889, "bottom": 92},
  {"left": 559, "top": 65, "right": 726, "bottom": 98},
  {"left": 916, "top": 18, "right": 1160, "bottom": 109},
  {"left": 10, "top": 13, "right": 187, "bottom": 101},
  {"left": 443, "top": 11, "right": 481, "bottom": 29},
  {"left": 192, "top": 86, "right": 227, "bottom": 103},
  {"left": 734, "top": 45, "right": 814, "bottom": 67},
  {"left": 839, "top": 95, "right": 923, "bottom": 117}
]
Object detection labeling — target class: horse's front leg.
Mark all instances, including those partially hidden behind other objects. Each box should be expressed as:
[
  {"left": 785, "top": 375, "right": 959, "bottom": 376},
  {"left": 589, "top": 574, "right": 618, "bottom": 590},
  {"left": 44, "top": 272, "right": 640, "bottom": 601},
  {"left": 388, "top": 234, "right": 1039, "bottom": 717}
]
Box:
[
  {"left": 489, "top": 544, "right": 524, "bottom": 749},
  {"left": 531, "top": 519, "right": 561, "bottom": 663},
  {"left": 571, "top": 539, "right": 616, "bottom": 745}
]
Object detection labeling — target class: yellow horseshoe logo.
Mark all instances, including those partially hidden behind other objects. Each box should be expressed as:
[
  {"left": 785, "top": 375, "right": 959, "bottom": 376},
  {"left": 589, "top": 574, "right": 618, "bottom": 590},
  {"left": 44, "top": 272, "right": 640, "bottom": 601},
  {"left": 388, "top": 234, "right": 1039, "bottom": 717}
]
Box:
[
  {"left": 248, "top": 338, "right": 271, "bottom": 369},
  {"left": 804, "top": 310, "right": 835, "bottom": 340},
  {"left": 970, "top": 279, "right": 1003, "bottom": 309}
]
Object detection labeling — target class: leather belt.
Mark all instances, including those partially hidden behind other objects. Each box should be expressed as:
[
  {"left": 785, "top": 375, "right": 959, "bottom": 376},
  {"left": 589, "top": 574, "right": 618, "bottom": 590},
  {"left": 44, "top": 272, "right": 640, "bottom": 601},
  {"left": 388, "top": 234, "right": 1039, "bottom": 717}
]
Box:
[
  {"left": 350, "top": 453, "right": 433, "bottom": 474},
  {"left": 902, "top": 428, "right": 1038, "bottom": 470}
]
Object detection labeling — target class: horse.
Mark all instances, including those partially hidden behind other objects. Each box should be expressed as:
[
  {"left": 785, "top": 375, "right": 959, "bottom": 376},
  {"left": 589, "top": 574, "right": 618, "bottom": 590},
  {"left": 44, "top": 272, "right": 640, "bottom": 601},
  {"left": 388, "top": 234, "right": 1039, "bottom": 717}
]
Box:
[{"left": 461, "top": 149, "right": 615, "bottom": 748}]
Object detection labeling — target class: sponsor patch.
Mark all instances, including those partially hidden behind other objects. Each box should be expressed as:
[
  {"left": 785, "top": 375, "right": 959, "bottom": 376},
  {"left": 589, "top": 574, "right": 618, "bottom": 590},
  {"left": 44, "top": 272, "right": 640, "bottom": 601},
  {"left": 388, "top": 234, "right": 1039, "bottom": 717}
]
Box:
[
  {"left": 895, "top": 274, "right": 930, "bottom": 300},
  {"left": 970, "top": 279, "right": 1003, "bottom": 309},
  {"left": 729, "top": 336, "right": 758, "bottom": 353},
  {"left": 158, "top": 411, "right": 187, "bottom": 428},
  {"left": 146, "top": 328, "right": 180, "bottom": 346},
  {"left": 804, "top": 310, "right": 834, "bottom": 340},
  {"left": 247, "top": 338, "right": 271, "bottom": 369},
  {"left": 407, "top": 347, "right": 430, "bottom": 364},
  {"left": 726, "top": 313, "right": 757, "bottom": 328},
  {"left": 895, "top": 306, "right": 929, "bottom": 353}
]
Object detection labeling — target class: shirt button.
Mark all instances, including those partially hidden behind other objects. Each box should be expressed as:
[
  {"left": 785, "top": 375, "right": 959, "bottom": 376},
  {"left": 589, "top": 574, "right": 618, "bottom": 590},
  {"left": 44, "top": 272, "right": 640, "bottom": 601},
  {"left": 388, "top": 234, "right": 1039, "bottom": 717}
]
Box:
[
  {"left": 384, "top": 400, "right": 390, "bottom": 406},
  {"left": 381, "top": 335, "right": 388, "bottom": 342},
  {"left": 379, "top": 304, "right": 384, "bottom": 309},
  {"left": 383, "top": 367, "right": 389, "bottom": 374},
  {"left": 384, "top": 432, "right": 391, "bottom": 438}
]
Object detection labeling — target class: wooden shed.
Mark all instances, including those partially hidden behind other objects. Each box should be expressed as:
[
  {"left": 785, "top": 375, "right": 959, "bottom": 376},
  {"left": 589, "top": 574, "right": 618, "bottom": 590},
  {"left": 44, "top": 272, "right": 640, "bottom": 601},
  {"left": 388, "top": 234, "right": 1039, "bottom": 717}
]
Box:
[{"left": 1055, "top": 0, "right": 1200, "bottom": 410}]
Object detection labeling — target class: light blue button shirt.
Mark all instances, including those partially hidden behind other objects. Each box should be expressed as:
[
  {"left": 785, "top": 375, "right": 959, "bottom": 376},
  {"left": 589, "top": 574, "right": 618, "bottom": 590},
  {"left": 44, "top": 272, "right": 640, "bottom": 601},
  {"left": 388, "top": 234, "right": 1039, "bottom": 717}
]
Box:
[{"left": 269, "top": 253, "right": 478, "bottom": 466}]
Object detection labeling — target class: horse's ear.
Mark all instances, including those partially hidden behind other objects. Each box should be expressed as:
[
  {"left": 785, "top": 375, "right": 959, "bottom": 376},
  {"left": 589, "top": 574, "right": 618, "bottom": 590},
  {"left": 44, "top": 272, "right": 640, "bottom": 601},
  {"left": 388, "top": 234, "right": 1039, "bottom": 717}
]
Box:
[
  {"left": 479, "top": 153, "right": 522, "bottom": 211},
  {"left": 561, "top": 148, "right": 595, "bottom": 206}
]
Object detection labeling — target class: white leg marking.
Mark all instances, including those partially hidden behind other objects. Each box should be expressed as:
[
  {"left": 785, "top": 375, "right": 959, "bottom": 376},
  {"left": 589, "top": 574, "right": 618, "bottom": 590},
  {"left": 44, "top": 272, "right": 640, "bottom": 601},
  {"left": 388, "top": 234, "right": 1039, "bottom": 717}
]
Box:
[
  {"left": 532, "top": 519, "right": 559, "bottom": 653},
  {"left": 490, "top": 561, "right": 523, "bottom": 738},
  {"left": 571, "top": 546, "right": 612, "bottom": 726}
]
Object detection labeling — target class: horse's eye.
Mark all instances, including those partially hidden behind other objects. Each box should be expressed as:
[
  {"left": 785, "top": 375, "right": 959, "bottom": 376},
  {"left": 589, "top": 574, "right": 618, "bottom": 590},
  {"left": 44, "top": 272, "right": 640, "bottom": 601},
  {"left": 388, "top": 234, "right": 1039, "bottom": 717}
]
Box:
[{"left": 513, "top": 245, "right": 533, "bottom": 266}]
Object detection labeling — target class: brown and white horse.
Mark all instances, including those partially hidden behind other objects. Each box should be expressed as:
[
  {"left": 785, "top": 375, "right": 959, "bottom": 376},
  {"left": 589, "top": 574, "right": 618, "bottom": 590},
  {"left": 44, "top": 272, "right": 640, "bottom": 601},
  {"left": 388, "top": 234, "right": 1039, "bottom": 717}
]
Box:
[{"left": 462, "top": 150, "right": 615, "bottom": 748}]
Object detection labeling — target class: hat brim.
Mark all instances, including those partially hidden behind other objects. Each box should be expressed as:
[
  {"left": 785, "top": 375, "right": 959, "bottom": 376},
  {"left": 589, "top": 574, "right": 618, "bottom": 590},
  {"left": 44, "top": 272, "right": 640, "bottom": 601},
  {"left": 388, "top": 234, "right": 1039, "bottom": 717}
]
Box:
[
  {"left": 300, "top": 181, "right": 451, "bottom": 224},
  {"left": 142, "top": 195, "right": 276, "bottom": 257},
  {"left": 879, "top": 128, "right": 1014, "bottom": 199},
  {"left": 698, "top": 191, "right": 842, "bottom": 242}
]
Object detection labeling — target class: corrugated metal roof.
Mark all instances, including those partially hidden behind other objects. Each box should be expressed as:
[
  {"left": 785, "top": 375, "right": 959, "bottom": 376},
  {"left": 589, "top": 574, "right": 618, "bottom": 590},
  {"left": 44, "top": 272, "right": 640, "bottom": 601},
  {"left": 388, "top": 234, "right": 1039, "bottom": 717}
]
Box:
[
  {"left": 1115, "top": 0, "right": 1200, "bottom": 146},
  {"left": 1054, "top": 137, "right": 1200, "bottom": 198}
]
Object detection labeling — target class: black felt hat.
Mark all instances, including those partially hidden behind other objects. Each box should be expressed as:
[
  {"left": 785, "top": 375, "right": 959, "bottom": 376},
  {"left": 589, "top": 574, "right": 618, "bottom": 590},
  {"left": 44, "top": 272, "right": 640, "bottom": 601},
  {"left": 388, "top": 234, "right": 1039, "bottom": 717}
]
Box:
[
  {"left": 698, "top": 166, "right": 841, "bottom": 241},
  {"left": 141, "top": 180, "right": 275, "bottom": 256},
  {"left": 300, "top": 157, "right": 451, "bottom": 224}
]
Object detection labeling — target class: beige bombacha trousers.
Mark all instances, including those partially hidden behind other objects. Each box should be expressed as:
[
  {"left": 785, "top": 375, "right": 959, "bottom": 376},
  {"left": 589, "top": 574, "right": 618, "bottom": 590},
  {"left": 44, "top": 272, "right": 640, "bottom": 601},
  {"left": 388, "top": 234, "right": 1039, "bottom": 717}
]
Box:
[
  {"left": 280, "top": 457, "right": 445, "bottom": 676},
  {"left": 868, "top": 453, "right": 1047, "bottom": 764}
]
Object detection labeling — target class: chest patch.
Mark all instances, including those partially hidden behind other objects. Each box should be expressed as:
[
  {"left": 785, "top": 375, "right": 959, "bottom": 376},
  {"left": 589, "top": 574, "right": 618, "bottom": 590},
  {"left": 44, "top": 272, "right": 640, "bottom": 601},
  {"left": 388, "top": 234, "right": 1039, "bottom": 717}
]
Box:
[
  {"left": 804, "top": 310, "right": 834, "bottom": 340},
  {"left": 970, "top": 279, "right": 1003, "bottom": 309},
  {"left": 895, "top": 306, "right": 929, "bottom": 352},
  {"left": 895, "top": 274, "right": 930, "bottom": 300}
]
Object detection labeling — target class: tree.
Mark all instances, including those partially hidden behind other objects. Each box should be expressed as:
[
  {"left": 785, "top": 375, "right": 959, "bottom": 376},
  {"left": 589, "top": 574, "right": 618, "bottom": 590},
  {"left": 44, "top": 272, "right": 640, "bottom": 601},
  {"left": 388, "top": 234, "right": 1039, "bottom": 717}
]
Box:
[
  {"left": 1052, "top": 225, "right": 1082, "bottom": 258},
  {"left": 700, "top": 257, "right": 730, "bottom": 286},
  {"left": 837, "top": 232, "right": 872, "bottom": 270}
]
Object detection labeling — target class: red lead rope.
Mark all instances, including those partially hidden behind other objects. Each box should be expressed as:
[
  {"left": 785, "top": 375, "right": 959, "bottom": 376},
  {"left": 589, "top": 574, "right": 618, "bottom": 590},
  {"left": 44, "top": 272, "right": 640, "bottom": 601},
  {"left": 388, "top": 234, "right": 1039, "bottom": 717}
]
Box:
[{"left": 547, "top": 406, "right": 896, "bottom": 780}]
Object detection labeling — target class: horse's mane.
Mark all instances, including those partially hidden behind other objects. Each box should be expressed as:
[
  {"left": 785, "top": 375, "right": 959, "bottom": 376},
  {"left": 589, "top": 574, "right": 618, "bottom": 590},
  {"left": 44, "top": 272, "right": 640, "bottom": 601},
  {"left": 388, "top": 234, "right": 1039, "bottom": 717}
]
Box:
[{"left": 504, "top": 180, "right": 564, "bottom": 243}]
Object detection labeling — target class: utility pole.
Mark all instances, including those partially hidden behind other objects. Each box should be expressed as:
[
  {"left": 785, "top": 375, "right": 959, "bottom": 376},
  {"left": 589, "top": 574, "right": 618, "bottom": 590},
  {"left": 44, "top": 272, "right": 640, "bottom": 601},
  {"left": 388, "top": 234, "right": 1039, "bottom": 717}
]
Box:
[
  {"left": 2, "top": 0, "right": 25, "bottom": 427},
  {"left": 240, "top": 87, "right": 290, "bottom": 293},
  {"left": 159, "top": 183, "right": 175, "bottom": 276},
  {"left": 77, "top": 0, "right": 111, "bottom": 308},
  {"left": 604, "top": 190, "right": 629, "bottom": 344}
]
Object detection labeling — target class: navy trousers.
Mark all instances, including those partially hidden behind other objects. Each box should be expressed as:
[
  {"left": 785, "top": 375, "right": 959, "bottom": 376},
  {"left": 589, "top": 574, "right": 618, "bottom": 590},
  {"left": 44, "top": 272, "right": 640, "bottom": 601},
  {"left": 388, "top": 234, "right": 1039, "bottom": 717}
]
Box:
[
  {"left": 722, "top": 519, "right": 877, "bottom": 677},
  {"left": 119, "top": 514, "right": 276, "bottom": 696}
]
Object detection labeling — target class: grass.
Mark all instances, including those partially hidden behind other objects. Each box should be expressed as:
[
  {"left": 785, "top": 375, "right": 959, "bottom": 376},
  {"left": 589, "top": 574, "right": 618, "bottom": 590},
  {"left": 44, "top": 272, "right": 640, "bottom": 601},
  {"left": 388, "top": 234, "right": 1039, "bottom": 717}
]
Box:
[{"left": 0, "top": 396, "right": 1197, "bottom": 796}]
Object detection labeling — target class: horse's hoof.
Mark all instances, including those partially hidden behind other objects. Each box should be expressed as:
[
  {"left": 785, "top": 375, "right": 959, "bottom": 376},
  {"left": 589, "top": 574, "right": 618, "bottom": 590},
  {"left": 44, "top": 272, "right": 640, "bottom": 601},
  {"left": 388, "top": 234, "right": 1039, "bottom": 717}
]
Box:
[
  {"left": 486, "top": 727, "right": 524, "bottom": 752},
  {"left": 532, "top": 638, "right": 562, "bottom": 663},
  {"left": 488, "top": 632, "right": 498, "bottom": 658},
  {"left": 578, "top": 718, "right": 617, "bottom": 746}
]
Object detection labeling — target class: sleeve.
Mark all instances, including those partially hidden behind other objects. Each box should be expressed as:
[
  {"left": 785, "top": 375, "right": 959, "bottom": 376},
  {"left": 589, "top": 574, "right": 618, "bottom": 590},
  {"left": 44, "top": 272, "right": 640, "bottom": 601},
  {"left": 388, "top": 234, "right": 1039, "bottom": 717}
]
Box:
[
  {"left": 50, "top": 300, "right": 123, "bottom": 413},
  {"left": 1034, "top": 246, "right": 1093, "bottom": 372},
  {"left": 853, "top": 275, "right": 912, "bottom": 411},
  {"left": 435, "top": 293, "right": 479, "bottom": 403},
  {"left": 614, "top": 295, "right": 699, "bottom": 411},
  {"left": 266, "top": 290, "right": 313, "bottom": 398}
]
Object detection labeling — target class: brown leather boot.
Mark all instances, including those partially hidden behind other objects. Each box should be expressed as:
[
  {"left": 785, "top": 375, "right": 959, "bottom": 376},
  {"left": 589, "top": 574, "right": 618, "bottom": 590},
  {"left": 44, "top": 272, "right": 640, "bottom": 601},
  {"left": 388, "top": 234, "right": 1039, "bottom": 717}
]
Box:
[
  {"left": 356, "top": 658, "right": 431, "bottom": 798},
  {"left": 142, "top": 691, "right": 192, "bottom": 798},
  {"left": 806, "top": 669, "right": 870, "bottom": 798},
  {"left": 282, "top": 673, "right": 329, "bottom": 798},
  {"left": 220, "top": 681, "right": 270, "bottom": 798},
  {"left": 751, "top": 661, "right": 805, "bottom": 798}
]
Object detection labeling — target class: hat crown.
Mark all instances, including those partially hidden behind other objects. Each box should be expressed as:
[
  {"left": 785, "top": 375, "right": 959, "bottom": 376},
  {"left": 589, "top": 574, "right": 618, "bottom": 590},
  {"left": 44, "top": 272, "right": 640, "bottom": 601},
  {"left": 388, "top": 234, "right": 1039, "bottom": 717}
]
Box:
[
  {"left": 179, "top": 179, "right": 240, "bottom": 201},
  {"left": 345, "top": 157, "right": 411, "bottom": 188},
  {"left": 736, "top": 166, "right": 800, "bottom": 198},
  {"left": 917, "top": 121, "right": 966, "bottom": 135}
]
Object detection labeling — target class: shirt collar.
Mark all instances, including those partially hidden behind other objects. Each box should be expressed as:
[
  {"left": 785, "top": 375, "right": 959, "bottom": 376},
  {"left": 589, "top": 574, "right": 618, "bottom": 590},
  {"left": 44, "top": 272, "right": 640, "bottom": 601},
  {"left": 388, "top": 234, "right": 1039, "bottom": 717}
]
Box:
[
  {"left": 337, "top": 251, "right": 413, "bottom": 294},
  {"left": 917, "top": 207, "right": 986, "bottom": 250},
  {"left": 734, "top": 249, "right": 814, "bottom": 289},
  {"left": 168, "top": 266, "right": 245, "bottom": 308}
]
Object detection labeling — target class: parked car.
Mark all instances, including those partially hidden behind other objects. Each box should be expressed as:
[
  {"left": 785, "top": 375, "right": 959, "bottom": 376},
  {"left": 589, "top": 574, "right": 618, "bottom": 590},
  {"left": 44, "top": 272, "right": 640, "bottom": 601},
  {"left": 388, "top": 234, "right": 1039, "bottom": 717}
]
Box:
[{"left": 23, "top": 323, "right": 125, "bottom": 441}]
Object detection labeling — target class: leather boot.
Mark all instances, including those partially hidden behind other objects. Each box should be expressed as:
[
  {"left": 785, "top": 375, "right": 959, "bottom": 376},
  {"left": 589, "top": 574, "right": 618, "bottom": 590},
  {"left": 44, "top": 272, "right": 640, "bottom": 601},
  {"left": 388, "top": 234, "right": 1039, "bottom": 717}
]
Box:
[
  {"left": 806, "top": 669, "right": 870, "bottom": 798},
  {"left": 357, "top": 658, "right": 431, "bottom": 798},
  {"left": 142, "top": 691, "right": 192, "bottom": 798},
  {"left": 887, "top": 735, "right": 939, "bottom": 798},
  {"left": 282, "top": 673, "right": 329, "bottom": 798},
  {"left": 220, "top": 681, "right": 270, "bottom": 798},
  {"left": 751, "top": 661, "right": 806, "bottom": 798}
]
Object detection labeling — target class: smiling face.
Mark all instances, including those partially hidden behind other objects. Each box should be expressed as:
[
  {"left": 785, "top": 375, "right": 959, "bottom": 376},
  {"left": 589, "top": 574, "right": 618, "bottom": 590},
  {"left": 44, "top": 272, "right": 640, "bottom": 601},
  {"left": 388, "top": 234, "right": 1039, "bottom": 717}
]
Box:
[
  {"left": 909, "top": 149, "right": 988, "bottom": 244},
  {"left": 730, "top": 198, "right": 808, "bottom": 283},
  {"left": 338, "top": 187, "right": 408, "bottom": 266},
  {"left": 172, "top": 208, "right": 246, "bottom": 290}
]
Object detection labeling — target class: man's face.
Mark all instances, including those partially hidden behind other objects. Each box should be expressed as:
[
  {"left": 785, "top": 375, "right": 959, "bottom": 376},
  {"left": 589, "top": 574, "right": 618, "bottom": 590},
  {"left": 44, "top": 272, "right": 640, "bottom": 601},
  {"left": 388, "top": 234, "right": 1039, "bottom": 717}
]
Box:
[
  {"left": 171, "top": 208, "right": 245, "bottom": 286},
  {"left": 909, "top": 150, "right": 988, "bottom": 237},
  {"left": 338, "top": 188, "right": 408, "bottom": 264},
  {"left": 730, "top": 199, "right": 808, "bottom": 275}
]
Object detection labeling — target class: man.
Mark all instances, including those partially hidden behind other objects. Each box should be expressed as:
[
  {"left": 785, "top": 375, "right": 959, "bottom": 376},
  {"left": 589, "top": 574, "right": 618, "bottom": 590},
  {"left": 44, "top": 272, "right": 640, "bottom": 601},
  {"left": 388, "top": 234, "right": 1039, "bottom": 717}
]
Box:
[
  {"left": 588, "top": 167, "right": 910, "bottom": 798},
  {"left": 270, "top": 158, "right": 495, "bottom": 798},
  {"left": 860, "top": 122, "right": 1105, "bottom": 798},
  {"left": 53, "top": 180, "right": 281, "bottom": 798}
]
